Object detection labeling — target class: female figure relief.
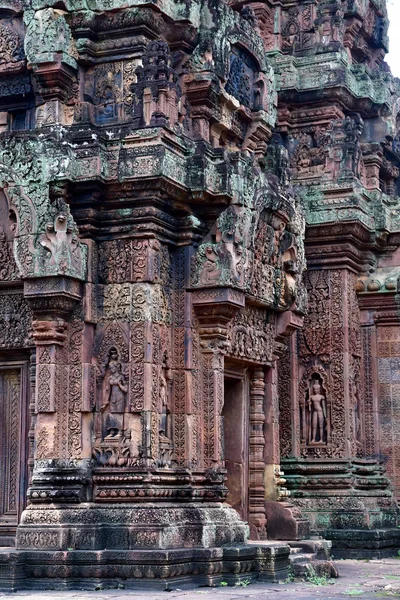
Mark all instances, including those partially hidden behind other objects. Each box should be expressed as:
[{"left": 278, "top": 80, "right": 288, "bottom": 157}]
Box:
[
  {"left": 159, "top": 352, "right": 173, "bottom": 467},
  {"left": 101, "top": 348, "right": 128, "bottom": 439},
  {"left": 309, "top": 379, "right": 327, "bottom": 444}
]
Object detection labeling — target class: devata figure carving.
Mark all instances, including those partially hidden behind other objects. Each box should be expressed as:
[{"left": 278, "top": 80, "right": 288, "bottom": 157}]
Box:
[
  {"left": 308, "top": 379, "right": 326, "bottom": 444},
  {"left": 158, "top": 352, "right": 173, "bottom": 467},
  {"left": 300, "top": 372, "right": 331, "bottom": 448},
  {"left": 101, "top": 347, "right": 128, "bottom": 440}
]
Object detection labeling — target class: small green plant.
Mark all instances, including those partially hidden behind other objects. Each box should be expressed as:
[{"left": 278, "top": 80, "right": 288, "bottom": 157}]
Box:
[
  {"left": 284, "top": 566, "right": 295, "bottom": 583},
  {"left": 235, "top": 578, "right": 251, "bottom": 587},
  {"left": 305, "top": 567, "right": 331, "bottom": 586},
  {"left": 346, "top": 588, "right": 364, "bottom": 596},
  {"left": 219, "top": 581, "right": 228, "bottom": 587}
]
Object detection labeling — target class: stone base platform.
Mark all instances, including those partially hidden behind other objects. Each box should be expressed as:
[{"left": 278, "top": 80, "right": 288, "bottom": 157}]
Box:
[
  {"left": 16, "top": 503, "right": 250, "bottom": 551},
  {"left": 326, "top": 528, "right": 400, "bottom": 559},
  {"left": 0, "top": 543, "right": 290, "bottom": 592}
]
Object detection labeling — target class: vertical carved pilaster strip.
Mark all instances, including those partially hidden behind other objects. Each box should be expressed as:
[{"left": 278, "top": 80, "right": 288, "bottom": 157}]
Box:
[
  {"left": 33, "top": 321, "right": 67, "bottom": 459},
  {"left": 6, "top": 370, "right": 21, "bottom": 513},
  {"left": 248, "top": 368, "right": 267, "bottom": 540},
  {"left": 67, "top": 319, "right": 84, "bottom": 459},
  {"left": 191, "top": 328, "right": 201, "bottom": 469},
  {"left": 172, "top": 248, "right": 186, "bottom": 465},
  {"left": 28, "top": 349, "right": 36, "bottom": 483},
  {"left": 362, "top": 325, "right": 375, "bottom": 458},
  {"left": 202, "top": 349, "right": 224, "bottom": 468},
  {"left": 330, "top": 269, "right": 347, "bottom": 458},
  {"left": 278, "top": 339, "right": 292, "bottom": 458}
]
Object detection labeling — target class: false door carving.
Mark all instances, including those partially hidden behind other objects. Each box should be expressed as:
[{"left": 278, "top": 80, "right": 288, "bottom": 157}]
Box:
[{"left": 0, "top": 364, "right": 29, "bottom": 546}]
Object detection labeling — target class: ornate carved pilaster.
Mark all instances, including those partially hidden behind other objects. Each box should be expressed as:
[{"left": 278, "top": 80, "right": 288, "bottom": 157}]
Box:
[
  {"left": 192, "top": 288, "right": 244, "bottom": 473},
  {"left": 249, "top": 368, "right": 267, "bottom": 540},
  {"left": 21, "top": 276, "right": 88, "bottom": 506}
]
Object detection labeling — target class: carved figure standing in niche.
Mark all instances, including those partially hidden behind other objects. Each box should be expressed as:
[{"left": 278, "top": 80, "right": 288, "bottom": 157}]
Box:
[
  {"left": 159, "top": 352, "right": 173, "bottom": 466},
  {"left": 309, "top": 380, "right": 326, "bottom": 443},
  {"left": 101, "top": 348, "right": 128, "bottom": 439}
]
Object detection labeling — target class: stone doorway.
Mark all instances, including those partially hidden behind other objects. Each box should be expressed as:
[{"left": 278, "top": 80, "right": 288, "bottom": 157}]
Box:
[
  {"left": 0, "top": 362, "right": 30, "bottom": 546},
  {"left": 223, "top": 369, "right": 249, "bottom": 523}
]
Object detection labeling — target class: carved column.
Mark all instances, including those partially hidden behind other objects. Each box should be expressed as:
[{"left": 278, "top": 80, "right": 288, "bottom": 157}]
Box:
[
  {"left": 19, "top": 277, "right": 88, "bottom": 507},
  {"left": 249, "top": 368, "right": 267, "bottom": 539},
  {"left": 192, "top": 289, "right": 245, "bottom": 473}
]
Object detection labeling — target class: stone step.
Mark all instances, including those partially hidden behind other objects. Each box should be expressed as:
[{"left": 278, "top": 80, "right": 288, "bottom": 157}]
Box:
[
  {"left": 287, "top": 539, "right": 338, "bottom": 580},
  {"left": 289, "top": 552, "right": 315, "bottom": 563}
]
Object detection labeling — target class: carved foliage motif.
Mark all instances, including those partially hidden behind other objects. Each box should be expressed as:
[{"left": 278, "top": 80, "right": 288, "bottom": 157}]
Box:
[
  {"left": 130, "top": 323, "right": 145, "bottom": 413},
  {"left": 300, "top": 270, "right": 330, "bottom": 359},
  {"left": 228, "top": 306, "right": 275, "bottom": 364},
  {"left": 171, "top": 248, "right": 186, "bottom": 466},
  {"left": 0, "top": 293, "right": 33, "bottom": 349},
  {"left": 278, "top": 339, "right": 293, "bottom": 459},
  {"left": 24, "top": 8, "right": 77, "bottom": 67},
  {"left": 99, "top": 283, "right": 171, "bottom": 324},
  {"left": 67, "top": 320, "right": 84, "bottom": 459},
  {"left": 0, "top": 230, "right": 19, "bottom": 281},
  {"left": 0, "top": 22, "right": 24, "bottom": 66},
  {"left": 326, "top": 270, "right": 346, "bottom": 458}
]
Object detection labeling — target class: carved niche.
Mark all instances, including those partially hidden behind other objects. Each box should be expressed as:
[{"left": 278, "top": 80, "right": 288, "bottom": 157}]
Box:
[
  {"left": 158, "top": 350, "right": 173, "bottom": 468},
  {"left": 299, "top": 367, "right": 331, "bottom": 447},
  {"left": 298, "top": 269, "right": 347, "bottom": 459},
  {"left": 225, "top": 46, "right": 259, "bottom": 109},
  {"left": 281, "top": 5, "right": 315, "bottom": 54},
  {"left": 92, "top": 324, "right": 142, "bottom": 467}
]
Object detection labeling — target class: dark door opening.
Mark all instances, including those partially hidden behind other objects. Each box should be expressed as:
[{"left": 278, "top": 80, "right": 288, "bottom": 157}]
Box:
[{"left": 223, "top": 371, "right": 249, "bottom": 523}]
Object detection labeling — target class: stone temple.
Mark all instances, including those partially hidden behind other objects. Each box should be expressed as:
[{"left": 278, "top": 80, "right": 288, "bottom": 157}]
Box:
[{"left": 0, "top": 0, "right": 400, "bottom": 590}]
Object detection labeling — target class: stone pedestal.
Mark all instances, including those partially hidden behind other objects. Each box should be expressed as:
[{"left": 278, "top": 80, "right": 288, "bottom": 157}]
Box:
[{"left": 0, "top": 542, "right": 290, "bottom": 591}]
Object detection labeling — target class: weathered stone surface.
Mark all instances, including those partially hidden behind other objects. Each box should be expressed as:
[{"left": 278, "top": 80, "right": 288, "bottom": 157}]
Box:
[{"left": 0, "top": 0, "right": 399, "bottom": 591}]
